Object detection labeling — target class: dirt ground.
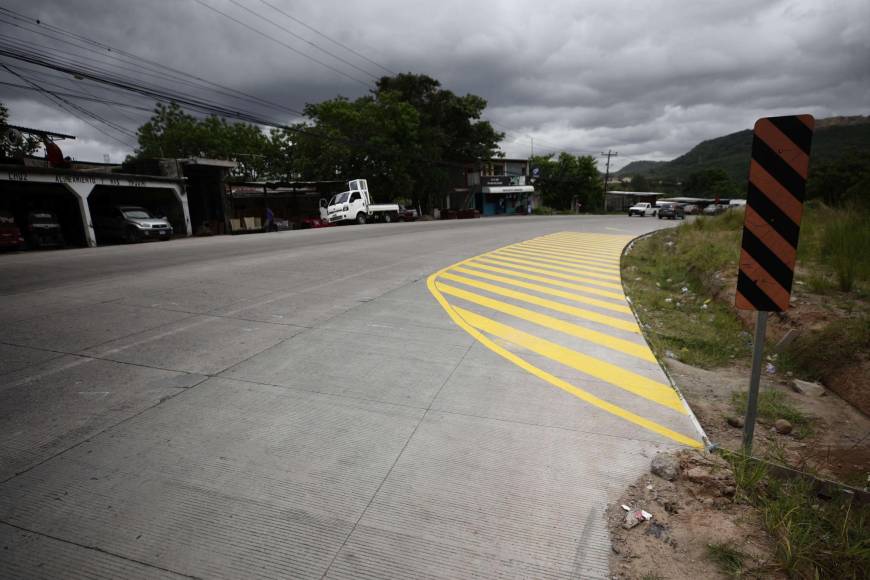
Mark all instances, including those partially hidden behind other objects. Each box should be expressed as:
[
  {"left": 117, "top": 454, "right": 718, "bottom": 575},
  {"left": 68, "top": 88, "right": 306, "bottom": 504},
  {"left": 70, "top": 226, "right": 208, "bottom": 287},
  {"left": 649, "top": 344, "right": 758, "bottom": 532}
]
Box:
[
  {"left": 608, "top": 450, "right": 785, "bottom": 580},
  {"left": 668, "top": 359, "right": 870, "bottom": 484}
]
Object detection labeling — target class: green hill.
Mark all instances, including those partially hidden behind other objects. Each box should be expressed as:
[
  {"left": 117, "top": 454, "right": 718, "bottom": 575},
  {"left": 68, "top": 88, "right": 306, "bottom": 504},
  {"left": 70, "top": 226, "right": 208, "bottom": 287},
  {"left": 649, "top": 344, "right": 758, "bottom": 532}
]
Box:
[{"left": 618, "top": 115, "right": 870, "bottom": 184}]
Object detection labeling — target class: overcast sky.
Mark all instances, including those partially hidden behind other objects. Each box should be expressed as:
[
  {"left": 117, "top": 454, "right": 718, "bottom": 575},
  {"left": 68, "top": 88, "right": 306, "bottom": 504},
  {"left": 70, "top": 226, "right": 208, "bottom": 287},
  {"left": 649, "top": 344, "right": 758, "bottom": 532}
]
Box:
[{"left": 1, "top": 0, "right": 868, "bottom": 170}]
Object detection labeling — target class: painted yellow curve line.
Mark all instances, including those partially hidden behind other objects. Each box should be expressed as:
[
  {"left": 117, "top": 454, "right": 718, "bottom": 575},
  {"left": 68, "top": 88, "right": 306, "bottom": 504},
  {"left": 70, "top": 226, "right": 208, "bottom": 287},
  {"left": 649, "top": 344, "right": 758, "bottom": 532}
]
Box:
[{"left": 426, "top": 234, "right": 702, "bottom": 449}]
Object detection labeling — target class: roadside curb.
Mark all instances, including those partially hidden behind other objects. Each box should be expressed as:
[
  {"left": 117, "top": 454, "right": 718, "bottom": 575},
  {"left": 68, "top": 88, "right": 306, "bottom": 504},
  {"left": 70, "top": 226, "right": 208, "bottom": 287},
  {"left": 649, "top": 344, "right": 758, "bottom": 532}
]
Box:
[{"left": 620, "top": 229, "right": 713, "bottom": 450}]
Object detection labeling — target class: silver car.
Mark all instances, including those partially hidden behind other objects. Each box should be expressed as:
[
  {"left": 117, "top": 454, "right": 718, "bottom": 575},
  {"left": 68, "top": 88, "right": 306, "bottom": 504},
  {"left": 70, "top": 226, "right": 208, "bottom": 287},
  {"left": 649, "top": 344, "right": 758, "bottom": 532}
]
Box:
[{"left": 93, "top": 205, "right": 173, "bottom": 243}]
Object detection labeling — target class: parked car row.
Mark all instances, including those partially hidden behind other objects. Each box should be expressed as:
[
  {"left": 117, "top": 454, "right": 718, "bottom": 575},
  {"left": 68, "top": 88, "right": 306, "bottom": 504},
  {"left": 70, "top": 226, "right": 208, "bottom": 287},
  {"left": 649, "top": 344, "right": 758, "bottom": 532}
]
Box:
[{"left": 0, "top": 209, "right": 65, "bottom": 251}]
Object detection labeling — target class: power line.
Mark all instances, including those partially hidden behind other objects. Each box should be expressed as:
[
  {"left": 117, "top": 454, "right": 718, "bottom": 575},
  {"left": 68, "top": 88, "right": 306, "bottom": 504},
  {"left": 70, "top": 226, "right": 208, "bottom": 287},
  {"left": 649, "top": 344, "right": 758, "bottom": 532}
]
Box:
[
  {"left": 224, "top": 0, "right": 381, "bottom": 80},
  {"left": 1, "top": 63, "right": 137, "bottom": 148},
  {"left": 187, "top": 0, "right": 372, "bottom": 88},
  {"left": 258, "top": 0, "right": 396, "bottom": 76}
]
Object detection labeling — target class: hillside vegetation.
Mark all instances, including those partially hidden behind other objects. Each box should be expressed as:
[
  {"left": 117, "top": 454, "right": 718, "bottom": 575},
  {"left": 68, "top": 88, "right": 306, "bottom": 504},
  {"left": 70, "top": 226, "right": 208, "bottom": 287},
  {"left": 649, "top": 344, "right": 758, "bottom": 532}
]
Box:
[{"left": 618, "top": 115, "right": 870, "bottom": 185}]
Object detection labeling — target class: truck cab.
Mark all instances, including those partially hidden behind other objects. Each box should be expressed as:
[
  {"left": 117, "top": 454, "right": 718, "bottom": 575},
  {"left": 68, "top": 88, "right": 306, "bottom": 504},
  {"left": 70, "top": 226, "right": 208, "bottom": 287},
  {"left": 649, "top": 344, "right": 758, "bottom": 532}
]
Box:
[
  {"left": 628, "top": 202, "right": 658, "bottom": 217},
  {"left": 326, "top": 179, "right": 400, "bottom": 225}
]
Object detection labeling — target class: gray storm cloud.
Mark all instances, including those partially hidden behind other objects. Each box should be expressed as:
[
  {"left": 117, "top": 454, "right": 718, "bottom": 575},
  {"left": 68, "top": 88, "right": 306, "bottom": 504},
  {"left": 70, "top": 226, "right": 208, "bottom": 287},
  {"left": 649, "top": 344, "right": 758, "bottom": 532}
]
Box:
[{"left": 1, "top": 0, "right": 867, "bottom": 168}]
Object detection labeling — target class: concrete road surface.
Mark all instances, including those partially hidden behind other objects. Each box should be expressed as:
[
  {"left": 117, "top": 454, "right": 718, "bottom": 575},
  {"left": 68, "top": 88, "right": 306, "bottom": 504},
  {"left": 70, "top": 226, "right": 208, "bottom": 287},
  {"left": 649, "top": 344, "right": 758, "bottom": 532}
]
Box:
[{"left": 0, "top": 216, "right": 704, "bottom": 579}]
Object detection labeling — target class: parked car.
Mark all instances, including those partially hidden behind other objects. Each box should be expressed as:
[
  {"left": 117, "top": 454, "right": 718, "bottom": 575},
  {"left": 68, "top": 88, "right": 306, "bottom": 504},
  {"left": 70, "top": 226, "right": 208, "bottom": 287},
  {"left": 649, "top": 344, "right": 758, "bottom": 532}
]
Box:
[
  {"left": 657, "top": 203, "right": 685, "bottom": 220},
  {"left": 702, "top": 204, "right": 728, "bottom": 216},
  {"left": 24, "top": 211, "right": 65, "bottom": 248},
  {"left": 398, "top": 205, "right": 419, "bottom": 221},
  {"left": 93, "top": 205, "right": 173, "bottom": 243},
  {"left": 682, "top": 204, "right": 700, "bottom": 215},
  {"left": 628, "top": 202, "right": 657, "bottom": 217},
  {"left": 0, "top": 210, "right": 24, "bottom": 251}
]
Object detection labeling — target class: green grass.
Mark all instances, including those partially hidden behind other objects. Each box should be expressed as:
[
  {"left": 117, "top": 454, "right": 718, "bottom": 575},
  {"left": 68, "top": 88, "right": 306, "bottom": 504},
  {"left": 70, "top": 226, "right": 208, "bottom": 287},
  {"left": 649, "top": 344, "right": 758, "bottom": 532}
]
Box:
[
  {"left": 622, "top": 211, "right": 748, "bottom": 367},
  {"left": 723, "top": 453, "right": 870, "bottom": 579},
  {"left": 796, "top": 202, "right": 870, "bottom": 294},
  {"left": 731, "top": 389, "right": 814, "bottom": 439},
  {"left": 707, "top": 542, "right": 750, "bottom": 577},
  {"left": 779, "top": 317, "right": 870, "bottom": 384}
]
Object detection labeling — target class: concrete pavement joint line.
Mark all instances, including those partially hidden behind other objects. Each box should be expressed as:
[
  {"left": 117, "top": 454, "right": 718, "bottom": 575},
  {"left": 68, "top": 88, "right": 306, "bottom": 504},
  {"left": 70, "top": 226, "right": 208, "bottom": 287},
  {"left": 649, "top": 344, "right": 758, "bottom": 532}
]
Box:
[
  {"left": 0, "top": 521, "right": 200, "bottom": 579},
  {"left": 318, "top": 329, "right": 476, "bottom": 580},
  {"left": 427, "top": 232, "right": 703, "bottom": 449},
  {"left": 0, "top": 374, "right": 210, "bottom": 485}
]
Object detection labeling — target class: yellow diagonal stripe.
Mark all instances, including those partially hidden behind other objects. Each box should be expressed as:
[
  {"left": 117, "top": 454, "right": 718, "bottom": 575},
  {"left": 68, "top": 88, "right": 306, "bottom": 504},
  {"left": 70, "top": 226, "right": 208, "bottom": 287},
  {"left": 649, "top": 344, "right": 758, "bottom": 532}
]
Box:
[
  {"left": 464, "top": 260, "right": 626, "bottom": 301},
  {"left": 511, "top": 244, "right": 620, "bottom": 267},
  {"left": 499, "top": 247, "right": 621, "bottom": 273},
  {"left": 473, "top": 257, "right": 626, "bottom": 297},
  {"left": 478, "top": 255, "right": 624, "bottom": 290},
  {"left": 452, "top": 307, "right": 686, "bottom": 414},
  {"left": 427, "top": 275, "right": 701, "bottom": 447},
  {"left": 490, "top": 250, "right": 622, "bottom": 282},
  {"left": 451, "top": 266, "right": 631, "bottom": 314},
  {"left": 517, "top": 241, "right": 624, "bottom": 258},
  {"left": 439, "top": 271, "right": 639, "bottom": 333},
  {"left": 436, "top": 282, "right": 655, "bottom": 362}
]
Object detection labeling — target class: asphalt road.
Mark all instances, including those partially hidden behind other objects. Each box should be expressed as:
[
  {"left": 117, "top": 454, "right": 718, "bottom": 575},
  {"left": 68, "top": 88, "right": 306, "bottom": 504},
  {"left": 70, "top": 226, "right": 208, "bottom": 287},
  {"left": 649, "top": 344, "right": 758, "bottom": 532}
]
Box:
[{"left": 0, "top": 215, "right": 702, "bottom": 579}]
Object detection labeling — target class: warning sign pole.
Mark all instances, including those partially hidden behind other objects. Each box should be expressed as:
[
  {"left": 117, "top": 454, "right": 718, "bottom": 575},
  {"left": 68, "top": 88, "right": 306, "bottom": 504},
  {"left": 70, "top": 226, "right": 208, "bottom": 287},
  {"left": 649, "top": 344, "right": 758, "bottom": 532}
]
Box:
[
  {"left": 742, "top": 311, "right": 768, "bottom": 452},
  {"left": 736, "top": 114, "right": 815, "bottom": 453}
]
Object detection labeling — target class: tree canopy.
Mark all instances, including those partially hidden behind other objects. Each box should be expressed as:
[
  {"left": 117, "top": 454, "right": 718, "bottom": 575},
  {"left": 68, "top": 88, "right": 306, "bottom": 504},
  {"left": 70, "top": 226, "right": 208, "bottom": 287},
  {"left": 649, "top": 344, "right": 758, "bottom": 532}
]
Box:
[
  {"left": 530, "top": 153, "right": 603, "bottom": 211},
  {"left": 0, "top": 102, "right": 40, "bottom": 160},
  {"left": 681, "top": 168, "right": 741, "bottom": 199}
]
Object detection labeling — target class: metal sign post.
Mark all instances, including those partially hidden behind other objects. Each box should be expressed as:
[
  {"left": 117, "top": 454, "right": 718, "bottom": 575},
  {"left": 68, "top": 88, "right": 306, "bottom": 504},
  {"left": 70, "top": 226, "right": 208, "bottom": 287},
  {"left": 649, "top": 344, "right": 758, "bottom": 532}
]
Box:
[
  {"left": 735, "top": 114, "right": 814, "bottom": 455},
  {"left": 742, "top": 311, "right": 768, "bottom": 452}
]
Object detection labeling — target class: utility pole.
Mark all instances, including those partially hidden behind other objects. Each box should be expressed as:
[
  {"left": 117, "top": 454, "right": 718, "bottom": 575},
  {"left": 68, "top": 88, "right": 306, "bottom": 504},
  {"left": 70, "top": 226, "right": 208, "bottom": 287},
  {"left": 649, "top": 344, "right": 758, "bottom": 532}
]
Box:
[{"left": 601, "top": 150, "right": 617, "bottom": 211}]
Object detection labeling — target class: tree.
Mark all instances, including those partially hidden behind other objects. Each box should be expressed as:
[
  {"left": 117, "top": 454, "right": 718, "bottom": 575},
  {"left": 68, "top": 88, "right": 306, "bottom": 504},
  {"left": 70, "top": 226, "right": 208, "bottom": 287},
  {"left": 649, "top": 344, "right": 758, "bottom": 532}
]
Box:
[
  {"left": 0, "top": 102, "right": 40, "bottom": 160},
  {"left": 531, "top": 153, "right": 603, "bottom": 210},
  {"left": 682, "top": 168, "right": 741, "bottom": 199},
  {"left": 278, "top": 73, "right": 504, "bottom": 211},
  {"left": 630, "top": 174, "right": 650, "bottom": 192},
  {"left": 806, "top": 150, "right": 870, "bottom": 207},
  {"left": 131, "top": 102, "right": 271, "bottom": 180}
]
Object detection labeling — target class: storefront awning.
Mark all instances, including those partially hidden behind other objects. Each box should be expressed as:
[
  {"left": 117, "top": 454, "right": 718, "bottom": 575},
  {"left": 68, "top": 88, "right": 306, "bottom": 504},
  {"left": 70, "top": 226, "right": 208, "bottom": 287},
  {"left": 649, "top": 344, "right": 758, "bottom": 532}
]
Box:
[{"left": 482, "top": 185, "right": 535, "bottom": 194}]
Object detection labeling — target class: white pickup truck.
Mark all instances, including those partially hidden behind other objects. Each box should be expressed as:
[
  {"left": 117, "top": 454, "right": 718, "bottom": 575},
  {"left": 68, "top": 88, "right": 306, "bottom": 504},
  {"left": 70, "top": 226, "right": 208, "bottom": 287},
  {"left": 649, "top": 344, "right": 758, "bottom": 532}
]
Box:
[
  {"left": 326, "top": 179, "right": 400, "bottom": 225},
  {"left": 627, "top": 202, "right": 658, "bottom": 217}
]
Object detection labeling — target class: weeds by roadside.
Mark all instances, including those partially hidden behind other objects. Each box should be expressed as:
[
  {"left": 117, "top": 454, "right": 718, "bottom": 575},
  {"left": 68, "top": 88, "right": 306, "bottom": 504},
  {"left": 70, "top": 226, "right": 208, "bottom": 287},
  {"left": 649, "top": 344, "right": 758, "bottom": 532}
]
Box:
[
  {"left": 724, "top": 453, "right": 870, "bottom": 579},
  {"left": 731, "top": 389, "right": 814, "bottom": 439}
]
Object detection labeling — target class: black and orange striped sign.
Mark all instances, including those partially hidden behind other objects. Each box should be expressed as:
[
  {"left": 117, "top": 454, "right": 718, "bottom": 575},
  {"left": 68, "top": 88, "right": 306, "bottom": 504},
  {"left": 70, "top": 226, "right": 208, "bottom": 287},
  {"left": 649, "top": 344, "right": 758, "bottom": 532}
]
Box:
[{"left": 736, "top": 115, "right": 814, "bottom": 312}]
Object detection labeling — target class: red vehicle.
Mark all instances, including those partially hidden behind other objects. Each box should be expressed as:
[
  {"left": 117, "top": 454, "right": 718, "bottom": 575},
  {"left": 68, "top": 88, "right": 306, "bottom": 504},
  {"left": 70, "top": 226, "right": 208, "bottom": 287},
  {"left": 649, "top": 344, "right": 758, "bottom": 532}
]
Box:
[{"left": 0, "top": 210, "right": 25, "bottom": 251}]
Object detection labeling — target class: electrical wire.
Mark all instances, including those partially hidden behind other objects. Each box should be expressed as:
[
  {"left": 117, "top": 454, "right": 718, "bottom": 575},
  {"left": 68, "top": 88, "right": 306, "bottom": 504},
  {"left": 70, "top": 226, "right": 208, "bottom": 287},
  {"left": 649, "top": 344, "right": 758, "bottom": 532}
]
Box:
[{"left": 258, "top": 0, "right": 396, "bottom": 75}]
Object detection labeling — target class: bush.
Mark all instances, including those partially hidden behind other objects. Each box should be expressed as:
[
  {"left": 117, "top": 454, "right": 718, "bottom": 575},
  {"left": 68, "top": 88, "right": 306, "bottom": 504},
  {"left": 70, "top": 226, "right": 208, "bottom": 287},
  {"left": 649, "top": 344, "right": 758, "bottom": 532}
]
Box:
[{"left": 532, "top": 206, "right": 555, "bottom": 215}]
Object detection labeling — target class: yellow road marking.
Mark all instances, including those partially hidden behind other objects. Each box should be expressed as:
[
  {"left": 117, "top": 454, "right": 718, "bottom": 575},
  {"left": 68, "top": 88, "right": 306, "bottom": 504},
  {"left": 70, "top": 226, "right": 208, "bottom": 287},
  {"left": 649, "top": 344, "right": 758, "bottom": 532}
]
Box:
[
  {"left": 439, "top": 271, "right": 639, "bottom": 333},
  {"left": 464, "top": 261, "right": 626, "bottom": 301},
  {"left": 518, "top": 241, "right": 625, "bottom": 257},
  {"left": 436, "top": 282, "right": 655, "bottom": 362},
  {"left": 510, "top": 244, "right": 620, "bottom": 267},
  {"left": 453, "top": 307, "right": 686, "bottom": 414},
  {"left": 478, "top": 255, "right": 624, "bottom": 290},
  {"left": 490, "top": 250, "right": 623, "bottom": 282},
  {"left": 497, "top": 247, "right": 621, "bottom": 273},
  {"left": 453, "top": 266, "right": 631, "bottom": 313},
  {"left": 427, "top": 274, "right": 701, "bottom": 448}
]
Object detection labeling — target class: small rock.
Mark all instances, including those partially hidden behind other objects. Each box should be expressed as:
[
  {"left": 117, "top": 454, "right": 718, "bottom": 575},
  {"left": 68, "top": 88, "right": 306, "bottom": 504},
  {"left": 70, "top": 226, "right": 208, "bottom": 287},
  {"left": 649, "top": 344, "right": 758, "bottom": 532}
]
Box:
[
  {"left": 726, "top": 415, "right": 744, "bottom": 428},
  {"left": 723, "top": 486, "right": 736, "bottom": 497},
  {"left": 765, "top": 362, "right": 777, "bottom": 374},
  {"left": 791, "top": 378, "right": 826, "bottom": 397},
  {"left": 651, "top": 453, "right": 680, "bottom": 481},
  {"left": 774, "top": 419, "right": 793, "bottom": 434}
]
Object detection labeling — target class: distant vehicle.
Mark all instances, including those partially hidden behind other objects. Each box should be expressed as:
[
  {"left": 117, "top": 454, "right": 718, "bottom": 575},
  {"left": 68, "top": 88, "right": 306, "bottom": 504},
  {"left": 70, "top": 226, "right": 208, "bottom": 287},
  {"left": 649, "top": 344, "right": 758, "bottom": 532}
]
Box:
[
  {"left": 93, "top": 205, "right": 173, "bottom": 243},
  {"left": 25, "top": 211, "right": 65, "bottom": 248},
  {"left": 702, "top": 204, "right": 728, "bottom": 216},
  {"left": 0, "top": 210, "right": 24, "bottom": 251},
  {"left": 682, "top": 204, "right": 700, "bottom": 215},
  {"left": 326, "top": 179, "right": 400, "bottom": 224},
  {"left": 657, "top": 203, "right": 685, "bottom": 220},
  {"left": 729, "top": 199, "right": 747, "bottom": 208},
  {"left": 628, "top": 202, "right": 658, "bottom": 217},
  {"left": 398, "top": 205, "right": 419, "bottom": 221}
]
